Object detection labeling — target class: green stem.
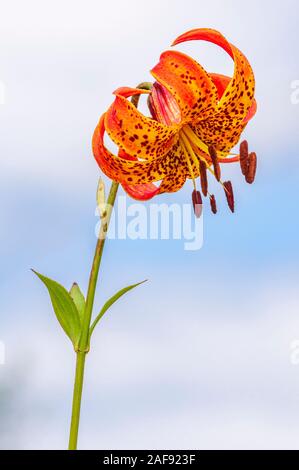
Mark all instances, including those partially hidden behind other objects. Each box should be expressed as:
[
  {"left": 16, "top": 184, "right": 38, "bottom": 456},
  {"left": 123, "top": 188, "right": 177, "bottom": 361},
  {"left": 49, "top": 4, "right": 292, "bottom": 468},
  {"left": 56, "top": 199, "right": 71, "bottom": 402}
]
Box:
[
  {"left": 68, "top": 180, "right": 119, "bottom": 450},
  {"left": 80, "top": 181, "right": 119, "bottom": 350},
  {"left": 68, "top": 352, "right": 85, "bottom": 450},
  {"left": 67, "top": 83, "right": 150, "bottom": 450}
]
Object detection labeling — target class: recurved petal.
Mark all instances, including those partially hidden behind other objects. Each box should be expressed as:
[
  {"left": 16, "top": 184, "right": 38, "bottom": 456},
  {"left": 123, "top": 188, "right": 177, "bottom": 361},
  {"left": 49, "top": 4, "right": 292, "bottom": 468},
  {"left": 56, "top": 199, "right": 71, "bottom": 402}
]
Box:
[
  {"left": 243, "top": 99, "right": 257, "bottom": 124},
  {"left": 158, "top": 168, "right": 187, "bottom": 194},
  {"left": 120, "top": 143, "right": 186, "bottom": 198},
  {"left": 121, "top": 182, "right": 160, "bottom": 200},
  {"left": 105, "top": 93, "right": 179, "bottom": 161},
  {"left": 93, "top": 114, "right": 179, "bottom": 185},
  {"left": 210, "top": 73, "right": 257, "bottom": 124},
  {"left": 93, "top": 114, "right": 124, "bottom": 182},
  {"left": 172, "top": 28, "right": 234, "bottom": 57},
  {"left": 209, "top": 73, "right": 231, "bottom": 99},
  {"left": 112, "top": 87, "right": 151, "bottom": 98},
  {"left": 122, "top": 168, "right": 186, "bottom": 200},
  {"left": 172, "top": 28, "right": 256, "bottom": 153},
  {"left": 150, "top": 50, "right": 218, "bottom": 123}
]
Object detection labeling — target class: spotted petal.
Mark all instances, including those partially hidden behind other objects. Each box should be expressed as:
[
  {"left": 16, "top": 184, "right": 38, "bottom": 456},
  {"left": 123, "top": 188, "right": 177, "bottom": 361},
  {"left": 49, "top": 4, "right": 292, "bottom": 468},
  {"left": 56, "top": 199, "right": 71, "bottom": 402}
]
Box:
[
  {"left": 151, "top": 50, "right": 218, "bottom": 123},
  {"left": 210, "top": 73, "right": 257, "bottom": 124},
  {"left": 173, "top": 28, "right": 256, "bottom": 153},
  {"left": 117, "top": 148, "right": 160, "bottom": 200},
  {"left": 158, "top": 168, "right": 186, "bottom": 194},
  {"left": 122, "top": 166, "right": 186, "bottom": 199},
  {"left": 105, "top": 92, "right": 179, "bottom": 161},
  {"left": 93, "top": 114, "right": 183, "bottom": 186},
  {"left": 112, "top": 87, "right": 151, "bottom": 99},
  {"left": 122, "top": 168, "right": 186, "bottom": 200},
  {"left": 122, "top": 182, "right": 160, "bottom": 200},
  {"left": 121, "top": 151, "right": 186, "bottom": 200}
]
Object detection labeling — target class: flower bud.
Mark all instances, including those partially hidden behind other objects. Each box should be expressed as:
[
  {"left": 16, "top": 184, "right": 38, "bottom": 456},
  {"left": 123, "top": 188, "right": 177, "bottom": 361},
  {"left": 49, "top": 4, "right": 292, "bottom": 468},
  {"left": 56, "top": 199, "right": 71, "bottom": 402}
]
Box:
[{"left": 97, "top": 178, "right": 107, "bottom": 219}]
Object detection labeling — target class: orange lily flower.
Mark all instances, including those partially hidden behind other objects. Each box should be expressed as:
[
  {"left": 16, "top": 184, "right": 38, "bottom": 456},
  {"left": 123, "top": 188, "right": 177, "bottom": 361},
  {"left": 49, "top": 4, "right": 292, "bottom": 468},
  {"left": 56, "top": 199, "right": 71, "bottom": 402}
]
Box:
[{"left": 92, "top": 28, "right": 257, "bottom": 214}]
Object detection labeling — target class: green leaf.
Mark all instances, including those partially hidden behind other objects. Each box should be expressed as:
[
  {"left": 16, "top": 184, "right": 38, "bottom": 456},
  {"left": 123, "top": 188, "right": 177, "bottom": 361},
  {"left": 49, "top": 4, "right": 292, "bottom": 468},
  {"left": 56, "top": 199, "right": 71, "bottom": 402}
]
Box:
[
  {"left": 32, "top": 270, "right": 81, "bottom": 349},
  {"left": 89, "top": 280, "right": 147, "bottom": 337},
  {"left": 69, "top": 283, "right": 85, "bottom": 324}
]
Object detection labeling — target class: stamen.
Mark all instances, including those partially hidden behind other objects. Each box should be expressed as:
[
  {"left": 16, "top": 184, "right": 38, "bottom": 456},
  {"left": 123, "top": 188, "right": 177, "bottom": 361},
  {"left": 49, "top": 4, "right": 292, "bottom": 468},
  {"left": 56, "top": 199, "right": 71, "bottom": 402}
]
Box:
[
  {"left": 245, "top": 152, "right": 257, "bottom": 184},
  {"left": 223, "top": 181, "right": 235, "bottom": 213},
  {"left": 181, "top": 129, "right": 217, "bottom": 186},
  {"left": 182, "top": 129, "right": 231, "bottom": 205},
  {"left": 240, "top": 140, "right": 249, "bottom": 175},
  {"left": 199, "top": 160, "right": 208, "bottom": 196},
  {"left": 184, "top": 125, "right": 230, "bottom": 161},
  {"left": 179, "top": 137, "right": 197, "bottom": 190},
  {"left": 192, "top": 190, "right": 203, "bottom": 218},
  {"left": 183, "top": 125, "right": 210, "bottom": 155},
  {"left": 180, "top": 132, "right": 200, "bottom": 173},
  {"left": 218, "top": 155, "right": 240, "bottom": 164},
  {"left": 181, "top": 128, "right": 225, "bottom": 186},
  {"left": 208, "top": 145, "right": 221, "bottom": 181},
  {"left": 180, "top": 127, "right": 238, "bottom": 215},
  {"left": 209, "top": 194, "right": 217, "bottom": 214}
]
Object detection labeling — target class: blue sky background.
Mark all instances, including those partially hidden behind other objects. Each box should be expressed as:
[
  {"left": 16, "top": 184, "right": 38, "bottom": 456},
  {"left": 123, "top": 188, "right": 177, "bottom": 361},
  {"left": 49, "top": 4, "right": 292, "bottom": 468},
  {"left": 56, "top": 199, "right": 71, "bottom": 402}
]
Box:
[{"left": 1, "top": 0, "right": 299, "bottom": 449}]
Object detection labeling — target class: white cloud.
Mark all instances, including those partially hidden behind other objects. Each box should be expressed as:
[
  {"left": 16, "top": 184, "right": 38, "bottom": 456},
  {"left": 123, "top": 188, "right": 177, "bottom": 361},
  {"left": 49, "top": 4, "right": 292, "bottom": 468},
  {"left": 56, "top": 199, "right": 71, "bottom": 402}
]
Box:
[
  {"left": 0, "top": 0, "right": 297, "bottom": 194},
  {"left": 2, "top": 279, "right": 299, "bottom": 449}
]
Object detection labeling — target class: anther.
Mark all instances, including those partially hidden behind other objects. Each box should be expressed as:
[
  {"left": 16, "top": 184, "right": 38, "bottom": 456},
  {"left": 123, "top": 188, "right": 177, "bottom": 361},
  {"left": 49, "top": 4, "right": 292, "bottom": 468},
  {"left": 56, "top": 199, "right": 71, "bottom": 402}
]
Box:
[
  {"left": 209, "top": 194, "right": 217, "bottom": 214},
  {"left": 223, "top": 181, "right": 235, "bottom": 213},
  {"left": 239, "top": 140, "right": 249, "bottom": 176},
  {"left": 199, "top": 160, "right": 208, "bottom": 196},
  {"left": 192, "top": 190, "right": 203, "bottom": 218},
  {"left": 245, "top": 152, "right": 257, "bottom": 184},
  {"left": 208, "top": 145, "right": 221, "bottom": 181}
]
